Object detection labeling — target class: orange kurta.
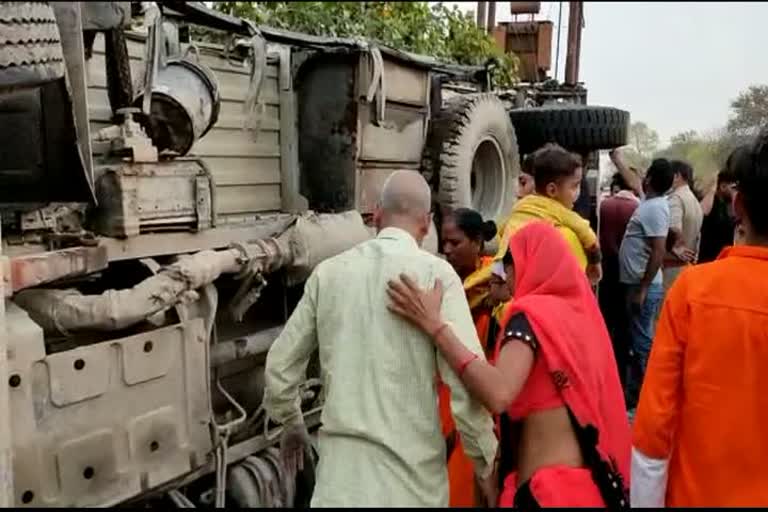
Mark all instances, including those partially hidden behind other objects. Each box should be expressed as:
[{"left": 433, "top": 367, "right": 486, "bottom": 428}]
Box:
[
  {"left": 633, "top": 245, "right": 768, "bottom": 507},
  {"left": 439, "top": 257, "right": 494, "bottom": 507}
]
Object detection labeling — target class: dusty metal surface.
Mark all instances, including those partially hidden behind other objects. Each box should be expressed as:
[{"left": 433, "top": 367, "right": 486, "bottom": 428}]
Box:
[
  {"left": 80, "top": 2, "right": 131, "bottom": 31},
  {"left": 120, "top": 406, "right": 324, "bottom": 507},
  {"left": 14, "top": 211, "right": 369, "bottom": 334},
  {"left": 6, "top": 303, "right": 211, "bottom": 507},
  {"left": 296, "top": 53, "right": 359, "bottom": 212},
  {"left": 51, "top": 2, "right": 94, "bottom": 190},
  {"left": 0, "top": 223, "right": 13, "bottom": 505},
  {"left": 275, "top": 45, "right": 307, "bottom": 213},
  {"left": 296, "top": 49, "right": 432, "bottom": 214},
  {"left": 99, "top": 214, "right": 295, "bottom": 262},
  {"left": 133, "top": 56, "right": 221, "bottom": 156},
  {"left": 92, "top": 158, "right": 214, "bottom": 237},
  {"left": 210, "top": 326, "right": 283, "bottom": 367},
  {"left": 7, "top": 245, "right": 108, "bottom": 295},
  {"left": 88, "top": 33, "right": 284, "bottom": 220}
]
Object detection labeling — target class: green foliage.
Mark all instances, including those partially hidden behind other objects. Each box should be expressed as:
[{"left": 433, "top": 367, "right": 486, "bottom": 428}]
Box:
[
  {"left": 617, "top": 122, "right": 659, "bottom": 171},
  {"left": 207, "top": 2, "right": 519, "bottom": 87},
  {"left": 628, "top": 122, "right": 659, "bottom": 160},
  {"left": 727, "top": 84, "right": 768, "bottom": 136},
  {"left": 648, "top": 83, "right": 768, "bottom": 191},
  {"left": 655, "top": 130, "right": 722, "bottom": 191}
]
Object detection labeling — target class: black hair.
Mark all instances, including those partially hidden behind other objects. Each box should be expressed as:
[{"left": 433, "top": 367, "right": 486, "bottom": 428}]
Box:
[
  {"left": 670, "top": 160, "right": 694, "bottom": 185},
  {"left": 610, "top": 172, "right": 632, "bottom": 192},
  {"left": 717, "top": 167, "right": 738, "bottom": 185},
  {"left": 449, "top": 207, "right": 497, "bottom": 243},
  {"left": 645, "top": 158, "right": 675, "bottom": 195},
  {"left": 724, "top": 145, "right": 751, "bottom": 180},
  {"left": 733, "top": 134, "right": 768, "bottom": 236},
  {"left": 521, "top": 153, "right": 535, "bottom": 177},
  {"left": 502, "top": 249, "right": 513, "bottom": 267},
  {"left": 531, "top": 143, "right": 582, "bottom": 194}
]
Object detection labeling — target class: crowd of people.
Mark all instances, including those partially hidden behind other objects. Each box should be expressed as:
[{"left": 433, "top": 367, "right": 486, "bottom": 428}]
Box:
[{"left": 261, "top": 126, "right": 768, "bottom": 508}]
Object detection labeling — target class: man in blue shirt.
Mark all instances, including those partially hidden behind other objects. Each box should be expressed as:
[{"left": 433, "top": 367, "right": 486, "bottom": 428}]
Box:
[{"left": 618, "top": 158, "right": 675, "bottom": 410}]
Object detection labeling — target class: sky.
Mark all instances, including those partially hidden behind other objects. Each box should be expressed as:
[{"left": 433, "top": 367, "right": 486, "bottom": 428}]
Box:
[{"left": 447, "top": 1, "right": 768, "bottom": 146}]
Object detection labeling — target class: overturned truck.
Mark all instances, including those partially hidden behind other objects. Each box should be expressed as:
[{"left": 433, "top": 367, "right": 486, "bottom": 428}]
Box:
[{"left": 0, "top": 1, "right": 628, "bottom": 507}]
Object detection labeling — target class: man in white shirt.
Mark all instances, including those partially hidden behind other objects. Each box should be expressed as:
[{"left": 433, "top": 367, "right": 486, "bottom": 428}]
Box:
[{"left": 263, "top": 171, "right": 498, "bottom": 507}]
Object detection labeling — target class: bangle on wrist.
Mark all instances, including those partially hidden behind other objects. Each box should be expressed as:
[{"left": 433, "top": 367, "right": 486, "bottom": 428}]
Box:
[{"left": 457, "top": 353, "right": 479, "bottom": 377}]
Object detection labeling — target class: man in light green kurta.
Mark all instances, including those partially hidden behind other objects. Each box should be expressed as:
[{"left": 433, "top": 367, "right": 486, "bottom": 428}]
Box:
[{"left": 264, "top": 171, "right": 498, "bottom": 507}]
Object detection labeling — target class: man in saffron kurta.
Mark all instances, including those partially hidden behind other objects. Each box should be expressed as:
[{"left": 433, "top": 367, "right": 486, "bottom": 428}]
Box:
[
  {"left": 631, "top": 245, "right": 768, "bottom": 506},
  {"left": 632, "top": 137, "right": 768, "bottom": 506}
]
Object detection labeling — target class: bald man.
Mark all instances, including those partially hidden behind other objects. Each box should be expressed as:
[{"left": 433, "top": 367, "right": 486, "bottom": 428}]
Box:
[{"left": 264, "top": 171, "right": 497, "bottom": 507}]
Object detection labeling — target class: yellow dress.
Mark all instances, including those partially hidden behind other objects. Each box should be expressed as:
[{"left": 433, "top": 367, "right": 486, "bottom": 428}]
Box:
[{"left": 471, "top": 195, "right": 595, "bottom": 287}]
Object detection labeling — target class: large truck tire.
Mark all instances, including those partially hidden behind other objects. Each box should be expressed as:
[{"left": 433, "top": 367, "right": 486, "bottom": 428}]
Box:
[
  {"left": 426, "top": 93, "right": 520, "bottom": 222},
  {"left": 0, "top": 2, "right": 66, "bottom": 92},
  {"left": 509, "top": 105, "right": 630, "bottom": 155}
]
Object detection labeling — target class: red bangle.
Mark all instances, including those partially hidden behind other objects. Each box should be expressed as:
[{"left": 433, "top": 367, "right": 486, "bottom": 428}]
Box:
[{"left": 457, "top": 353, "right": 479, "bottom": 377}]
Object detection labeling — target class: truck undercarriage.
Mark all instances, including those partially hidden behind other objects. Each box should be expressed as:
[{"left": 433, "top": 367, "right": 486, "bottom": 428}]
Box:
[{"left": 0, "top": 1, "right": 628, "bottom": 507}]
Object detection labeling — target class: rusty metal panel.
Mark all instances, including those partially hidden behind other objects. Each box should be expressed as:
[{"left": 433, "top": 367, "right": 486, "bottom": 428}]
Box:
[
  {"left": 87, "top": 33, "right": 283, "bottom": 221},
  {"left": 492, "top": 26, "right": 507, "bottom": 53},
  {"left": 498, "top": 21, "right": 553, "bottom": 82},
  {"left": 509, "top": 2, "right": 541, "bottom": 15},
  {"left": 7, "top": 305, "right": 211, "bottom": 507},
  {"left": 9, "top": 246, "right": 109, "bottom": 294}
]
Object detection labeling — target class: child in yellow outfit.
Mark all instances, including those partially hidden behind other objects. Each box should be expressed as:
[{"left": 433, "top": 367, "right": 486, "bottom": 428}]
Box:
[{"left": 470, "top": 144, "right": 603, "bottom": 289}]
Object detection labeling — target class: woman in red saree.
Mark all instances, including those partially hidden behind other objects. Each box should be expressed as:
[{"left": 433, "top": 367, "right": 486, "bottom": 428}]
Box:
[
  {"left": 438, "top": 207, "right": 504, "bottom": 506},
  {"left": 388, "top": 221, "right": 630, "bottom": 507}
]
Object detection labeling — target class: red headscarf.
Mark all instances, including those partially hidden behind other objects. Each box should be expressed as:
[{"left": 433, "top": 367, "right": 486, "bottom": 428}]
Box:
[{"left": 498, "top": 221, "right": 630, "bottom": 484}]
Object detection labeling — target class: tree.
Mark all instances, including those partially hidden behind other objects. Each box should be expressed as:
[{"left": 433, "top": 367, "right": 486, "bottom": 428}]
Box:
[
  {"left": 727, "top": 84, "right": 768, "bottom": 136},
  {"left": 629, "top": 121, "right": 660, "bottom": 160},
  {"left": 669, "top": 130, "right": 698, "bottom": 146},
  {"left": 206, "top": 2, "right": 520, "bottom": 87},
  {"left": 613, "top": 121, "right": 660, "bottom": 171},
  {"left": 655, "top": 128, "right": 741, "bottom": 196}
]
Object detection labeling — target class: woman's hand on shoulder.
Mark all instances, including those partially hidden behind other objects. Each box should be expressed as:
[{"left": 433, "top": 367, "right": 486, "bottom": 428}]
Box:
[{"left": 386, "top": 273, "right": 445, "bottom": 338}]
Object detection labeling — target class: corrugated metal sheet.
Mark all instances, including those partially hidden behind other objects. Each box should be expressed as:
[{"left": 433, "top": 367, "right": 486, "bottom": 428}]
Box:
[{"left": 87, "top": 33, "right": 283, "bottom": 222}]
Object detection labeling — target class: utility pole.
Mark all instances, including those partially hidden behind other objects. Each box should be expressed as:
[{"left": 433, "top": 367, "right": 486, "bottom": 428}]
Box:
[
  {"left": 476, "top": 1, "right": 487, "bottom": 30},
  {"left": 555, "top": 1, "right": 563, "bottom": 81},
  {"left": 486, "top": 2, "right": 497, "bottom": 34},
  {"left": 564, "top": 1, "right": 583, "bottom": 85}
]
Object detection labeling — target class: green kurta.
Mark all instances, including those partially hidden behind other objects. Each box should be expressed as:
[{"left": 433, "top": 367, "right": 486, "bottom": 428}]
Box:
[{"left": 264, "top": 227, "right": 498, "bottom": 507}]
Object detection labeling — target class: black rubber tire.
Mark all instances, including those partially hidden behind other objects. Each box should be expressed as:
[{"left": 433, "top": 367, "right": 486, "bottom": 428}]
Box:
[
  {"left": 0, "top": 2, "right": 65, "bottom": 92},
  {"left": 509, "top": 105, "right": 630, "bottom": 155},
  {"left": 425, "top": 93, "right": 520, "bottom": 222}
]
